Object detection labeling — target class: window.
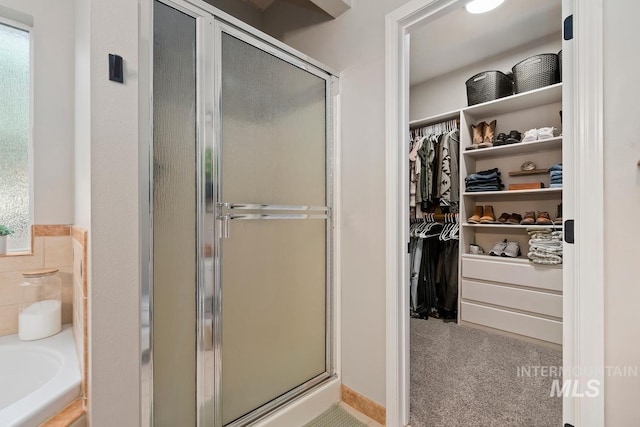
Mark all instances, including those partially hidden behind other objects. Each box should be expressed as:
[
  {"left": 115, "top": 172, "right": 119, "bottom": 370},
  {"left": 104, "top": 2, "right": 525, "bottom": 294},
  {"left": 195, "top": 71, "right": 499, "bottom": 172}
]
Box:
[{"left": 0, "top": 20, "right": 31, "bottom": 252}]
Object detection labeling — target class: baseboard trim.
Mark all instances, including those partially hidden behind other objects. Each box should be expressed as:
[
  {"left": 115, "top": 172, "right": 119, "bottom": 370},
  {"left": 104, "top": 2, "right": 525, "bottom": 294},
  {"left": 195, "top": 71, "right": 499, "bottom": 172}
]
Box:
[{"left": 341, "top": 385, "right": 386, "bottom": 425}]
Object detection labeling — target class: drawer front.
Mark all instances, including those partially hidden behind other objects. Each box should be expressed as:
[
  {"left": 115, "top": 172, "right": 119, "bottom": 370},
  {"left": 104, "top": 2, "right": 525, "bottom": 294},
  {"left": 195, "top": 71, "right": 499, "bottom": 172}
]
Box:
[
  {"left": 462, "top": 279, "right": 562, "bottom": 318},
  {"left": 461, "top": 301, "right": 562, "bottom": 344},
  {"left": 462, "top": 257, "right": 562, "bottom": 291}
]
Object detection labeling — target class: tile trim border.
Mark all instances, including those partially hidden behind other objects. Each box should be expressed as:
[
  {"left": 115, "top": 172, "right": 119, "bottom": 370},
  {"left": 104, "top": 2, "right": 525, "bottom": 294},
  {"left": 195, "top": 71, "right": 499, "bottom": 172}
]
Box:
[
  {"left": 71, "top": 226, "right": 88, "bottom": 406},
  {"left": 341, "top": 384, "right": 386, "bottom": 425},
  {"left": 39, "top": 398, "right": 84, "bottom": 426},
  {"left": 33, "top": 225, "right": 71, "bottom": 237}
]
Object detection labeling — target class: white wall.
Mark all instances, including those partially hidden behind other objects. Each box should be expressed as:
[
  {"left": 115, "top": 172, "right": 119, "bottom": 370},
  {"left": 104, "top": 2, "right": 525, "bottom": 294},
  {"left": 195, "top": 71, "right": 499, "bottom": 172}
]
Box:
[
  {"left": 86, "top": 0, "right": 141, "bottom": 424},
  {"left": 603, "top": 1, "right": 640, "bottom": 425},
  {"left": 410, "top": 33, "right": 561, "bottom": 121},
  {"left": 0, "top": 0, "right": 75, "bottom": 225},
  {"left": 264, "top": 0, "right": 412, "bottom": 406},
  {"left": 74, "top": 0, "right": 90, "bottom": 231}
]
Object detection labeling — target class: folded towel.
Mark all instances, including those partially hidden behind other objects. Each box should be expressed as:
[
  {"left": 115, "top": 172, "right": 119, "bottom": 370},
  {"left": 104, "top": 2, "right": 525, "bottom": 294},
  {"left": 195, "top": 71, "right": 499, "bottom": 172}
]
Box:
[
  {"left": 529, "top": 240, "right": 562, "bottom": 247},
  {"left": 530, "top": 246, "right": 563, "bottom": 256},
  {"left": 528, "top": 231, "right": 553, "bottom": 239},
  {"left": 528, "top": 253, "right": 563, "bottom": 264}
]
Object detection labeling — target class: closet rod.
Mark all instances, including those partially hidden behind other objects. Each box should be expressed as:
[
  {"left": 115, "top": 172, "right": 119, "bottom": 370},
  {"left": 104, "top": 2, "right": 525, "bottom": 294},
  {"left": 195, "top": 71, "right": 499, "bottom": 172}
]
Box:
[
  {"left": 409, "top": 117, "right": 460, "bottom": 131},
  {"left": 413, "top": 213, "right": 459, "bottom": 223}
]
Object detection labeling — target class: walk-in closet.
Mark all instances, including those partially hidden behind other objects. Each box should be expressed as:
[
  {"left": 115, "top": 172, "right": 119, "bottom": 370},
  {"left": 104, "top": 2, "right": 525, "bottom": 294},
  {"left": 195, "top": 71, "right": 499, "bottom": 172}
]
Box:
[{"left": 407, "top": 0, "right": 565, "bottom": 425}]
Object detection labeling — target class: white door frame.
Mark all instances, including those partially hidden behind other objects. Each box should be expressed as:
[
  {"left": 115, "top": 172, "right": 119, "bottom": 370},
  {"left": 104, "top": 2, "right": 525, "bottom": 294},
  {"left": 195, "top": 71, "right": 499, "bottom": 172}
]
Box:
[{"left": 384, "top": 1, "right": 605, "bottom": 426}]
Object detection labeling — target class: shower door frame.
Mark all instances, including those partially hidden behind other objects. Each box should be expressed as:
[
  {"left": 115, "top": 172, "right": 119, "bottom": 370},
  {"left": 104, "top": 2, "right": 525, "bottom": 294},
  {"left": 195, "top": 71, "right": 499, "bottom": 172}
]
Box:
[{"left": 142, "top": 1, "right": 340, "bottom": 426}]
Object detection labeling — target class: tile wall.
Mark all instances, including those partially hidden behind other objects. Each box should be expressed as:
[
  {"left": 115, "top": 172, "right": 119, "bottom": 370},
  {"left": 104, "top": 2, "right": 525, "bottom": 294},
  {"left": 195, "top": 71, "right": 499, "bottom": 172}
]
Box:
[{"left": 0, "top": 225, "right": 73, "bottom": 336}]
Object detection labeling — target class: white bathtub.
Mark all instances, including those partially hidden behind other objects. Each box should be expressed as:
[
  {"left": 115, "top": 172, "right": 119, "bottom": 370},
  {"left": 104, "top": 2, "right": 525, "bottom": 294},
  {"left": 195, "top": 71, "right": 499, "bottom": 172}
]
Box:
[{"left": 0, "top": 325, "right": 81, "bottom": 426}]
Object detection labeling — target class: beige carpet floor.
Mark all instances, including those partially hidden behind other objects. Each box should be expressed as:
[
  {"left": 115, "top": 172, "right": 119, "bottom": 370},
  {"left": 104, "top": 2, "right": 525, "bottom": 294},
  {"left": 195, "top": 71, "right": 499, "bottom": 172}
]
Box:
[{"left": 410, "top": 318, "right": 562, "bottom": 427}]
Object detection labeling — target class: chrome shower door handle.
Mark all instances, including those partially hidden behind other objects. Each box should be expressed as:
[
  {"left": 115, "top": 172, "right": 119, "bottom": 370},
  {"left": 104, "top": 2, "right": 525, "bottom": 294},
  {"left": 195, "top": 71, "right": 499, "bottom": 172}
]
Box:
[
  {"left": 220, "top": 214, "right": 230, "bottom": 239},
  {"left": 217, "top": 202, "right": 330, "bottom": 240}
]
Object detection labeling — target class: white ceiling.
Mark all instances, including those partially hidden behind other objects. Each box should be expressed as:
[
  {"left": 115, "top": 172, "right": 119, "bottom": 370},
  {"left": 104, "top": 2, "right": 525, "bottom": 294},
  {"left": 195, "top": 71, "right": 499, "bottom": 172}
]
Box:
[{"left": 410, "top": 0, "right": 561, "bottom": 85}]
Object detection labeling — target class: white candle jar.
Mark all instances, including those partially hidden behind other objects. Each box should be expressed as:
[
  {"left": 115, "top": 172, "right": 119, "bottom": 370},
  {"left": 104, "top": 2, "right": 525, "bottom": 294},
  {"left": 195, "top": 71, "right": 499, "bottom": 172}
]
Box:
[{"left": 18, "top": 268, "right": 62, "bottom": 341}]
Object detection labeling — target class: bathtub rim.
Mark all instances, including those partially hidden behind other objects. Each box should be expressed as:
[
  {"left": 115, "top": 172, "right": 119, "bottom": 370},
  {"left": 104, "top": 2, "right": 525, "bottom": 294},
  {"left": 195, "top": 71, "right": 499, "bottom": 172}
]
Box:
[{"left": 0, "top": 324, "right": 81, "bottom": 426}]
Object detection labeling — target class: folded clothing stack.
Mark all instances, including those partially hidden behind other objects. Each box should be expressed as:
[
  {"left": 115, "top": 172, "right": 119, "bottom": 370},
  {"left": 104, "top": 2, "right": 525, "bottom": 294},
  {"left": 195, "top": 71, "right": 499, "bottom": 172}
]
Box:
[
  {"left": 527, "top": 229, "right": 563, "bottom": 265},
  {"left": 465, "top": 167, "right": 504, "bottom": 192},
  {"left": 548, "top": 163, "right": 562, "bottom": 188}
]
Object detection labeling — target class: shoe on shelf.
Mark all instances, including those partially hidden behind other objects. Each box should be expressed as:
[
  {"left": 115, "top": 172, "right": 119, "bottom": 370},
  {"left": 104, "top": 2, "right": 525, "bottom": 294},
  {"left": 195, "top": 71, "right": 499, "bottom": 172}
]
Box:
[
  {"left": 480, "top": 205, "right": 497, "bottom": 223},
  {"left": 521, "top": 160, "right": 537, "bottom": 171},
  {"left": 501, "top": 241, "right": 521, "bottom": 258},
  {"left": 554, "top": 203, "right": 563, "bottom": 225},
  {"left": 505, "top": 130, "right": 522, "bottom": 144},
  {"left": 468, "top": 205, "right": 483, "bottom": 224},
  {"left": 493, "top": 133, "right": 508, "bottom": 146},
  {"left": 465, "top": 144, "right": 478, "bottom": 150},
  {"left": 520, "top": 211, "right": 536, "bottom": 225},
  {"left": 489, "top": 239, "right": 508, "bottom": 256},
  {"left": 537, "top": 127, "right": 556, "bottom": 140},
  {"left": 469, "top": 244, "right": 484, "bottom": 255},
  {"left": 536, "top": 211, "right": 553, "bottom": 225},
  {"left": 481, "top": 120, "right": 496, "bottom": 145},
  {"left": 497, "top": 212, "right": 510, "bottom": 223},
  {"left": 471, "top": 121, "right": 486, "bottom": 145},
  {"left": 507, "top": 213, "right": 523, "bottom": 224},
  {"left": 521, "top": 128, "right": 538, "bottom": 142}
]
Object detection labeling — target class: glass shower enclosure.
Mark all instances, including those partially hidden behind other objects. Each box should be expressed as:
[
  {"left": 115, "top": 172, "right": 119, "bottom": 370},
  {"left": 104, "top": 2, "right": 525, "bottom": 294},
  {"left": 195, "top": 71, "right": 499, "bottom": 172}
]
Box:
[{"left": 147, "top": 2, "right": 336, "bottom": 426}]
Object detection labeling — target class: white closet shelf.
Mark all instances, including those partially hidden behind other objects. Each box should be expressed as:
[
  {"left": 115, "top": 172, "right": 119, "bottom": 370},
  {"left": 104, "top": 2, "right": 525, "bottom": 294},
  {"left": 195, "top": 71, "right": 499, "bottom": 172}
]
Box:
[
  {"left": 462, "top": 83, "right": 562, "bottom": 118},
  {"left": 409, "top": 84, "right": 562, "bottom": 129},
  {"left": 462, "top": 223, "right": 562, "bottom": 230},
  {"left": 463, "top": 188, "right": 562, "bottom": 198},
  {"left": 463, "top": 137, "right": 562, "bottom": 159},
  {"left": 462, "top": 253, "right": 563, "bottom": 268},
  {"left": 410, "top": 109, "right": 460, "bottom": 129}
]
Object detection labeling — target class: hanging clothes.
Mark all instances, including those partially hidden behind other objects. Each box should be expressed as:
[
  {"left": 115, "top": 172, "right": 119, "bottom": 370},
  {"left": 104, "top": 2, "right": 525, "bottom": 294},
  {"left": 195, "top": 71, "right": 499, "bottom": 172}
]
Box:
[
  {"left": 418, "top": 135, "right": 436, "bottom": 210},
  {"left": 409, "top": 136, "right": 424, "bottom": 208},
  {"left": 409, "top": 120, "right": 460, "bottom": 217},
  {"left": 408, "top": 121, "right": 460, "bottom": 320},
  {"left": 439, "top": 129, "right": 460, "bottom": 206},
  {"left": 408, "top": 216, "right": 459, "bottom": 320}
]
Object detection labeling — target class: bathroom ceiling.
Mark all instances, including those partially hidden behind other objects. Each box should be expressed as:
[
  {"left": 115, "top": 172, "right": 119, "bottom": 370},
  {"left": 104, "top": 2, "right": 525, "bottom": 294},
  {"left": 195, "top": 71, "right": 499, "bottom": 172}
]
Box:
[
  {"left": 241, "top": 0, "right": 350, "bottom": 17},
  {"left": 241, "top": 0, "right": 275, "bottom": 11},
  {"left": 410, "top": 0, "right": 561, "bottom": 85}
]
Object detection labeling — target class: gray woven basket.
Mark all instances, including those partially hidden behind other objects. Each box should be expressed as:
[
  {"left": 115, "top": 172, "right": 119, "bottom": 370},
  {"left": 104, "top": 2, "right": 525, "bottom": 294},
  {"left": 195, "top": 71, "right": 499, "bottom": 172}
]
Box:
[{"left": 512, "top": 53, "right": 560, "bottom": 93}]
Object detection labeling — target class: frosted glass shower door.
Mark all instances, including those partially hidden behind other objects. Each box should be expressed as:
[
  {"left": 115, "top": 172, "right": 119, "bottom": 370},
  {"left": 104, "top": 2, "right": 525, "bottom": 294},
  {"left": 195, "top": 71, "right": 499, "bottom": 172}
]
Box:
[
  {"left": 152, "top": 2, "right": 197, "bottom": 426},
  {"left": 216, "top": 26, "right": 333, "bottom": 426}
]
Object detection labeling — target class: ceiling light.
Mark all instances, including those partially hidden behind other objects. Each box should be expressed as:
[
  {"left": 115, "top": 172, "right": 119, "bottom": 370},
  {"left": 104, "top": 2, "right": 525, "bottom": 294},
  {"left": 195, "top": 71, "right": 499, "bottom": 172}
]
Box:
[{"left": 465, "top": 0, "right": 505, "bottom": 14}]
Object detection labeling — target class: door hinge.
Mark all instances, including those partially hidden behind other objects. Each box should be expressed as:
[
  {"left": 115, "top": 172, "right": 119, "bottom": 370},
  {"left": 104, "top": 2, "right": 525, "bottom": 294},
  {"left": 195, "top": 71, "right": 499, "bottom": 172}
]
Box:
[
  {"left": 564, "top": 15, "right": 574, "bottom": 40},
  {"left": 408, "top": 242, "right": 411, "bottom": 254},
  {"left": 564, "top": 220, "right": 575, "bottom": 244}
]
